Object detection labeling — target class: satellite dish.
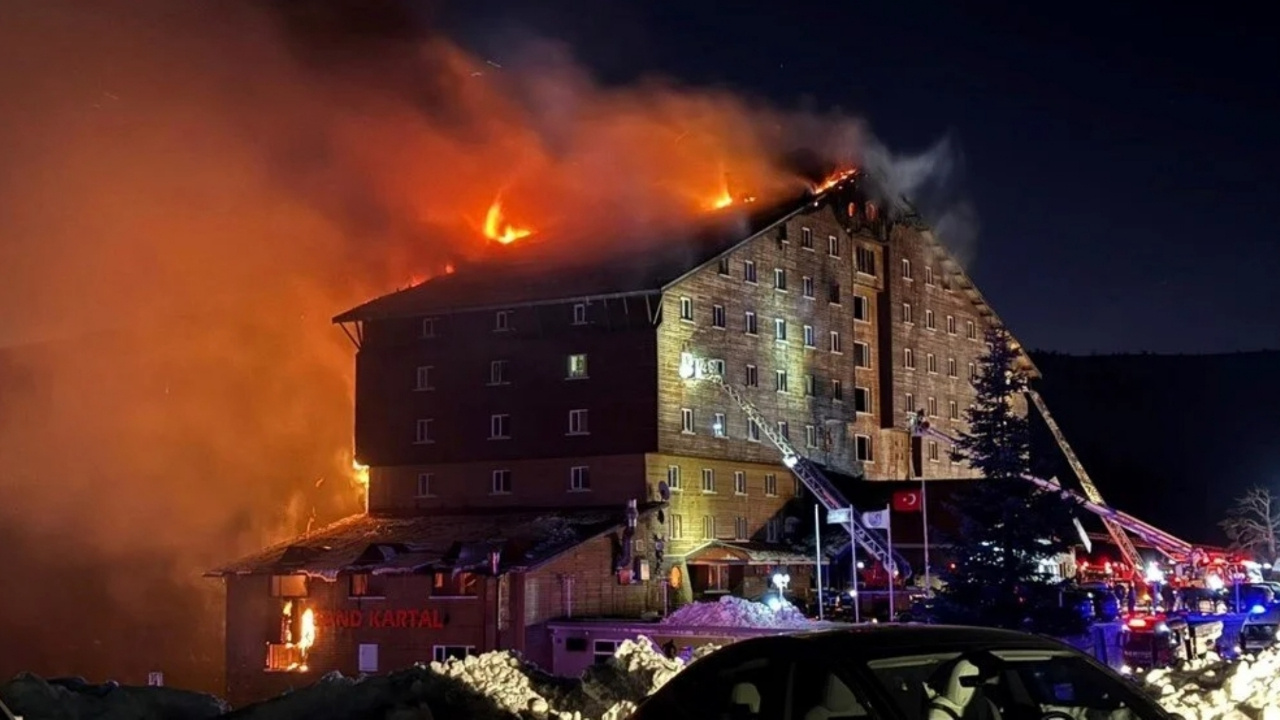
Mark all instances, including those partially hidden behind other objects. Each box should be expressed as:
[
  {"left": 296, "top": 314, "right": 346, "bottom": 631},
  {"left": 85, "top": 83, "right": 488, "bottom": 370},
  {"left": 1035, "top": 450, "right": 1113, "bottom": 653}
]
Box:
[{"left": 658, "top": 481, "right": 671, "bottom": 501}]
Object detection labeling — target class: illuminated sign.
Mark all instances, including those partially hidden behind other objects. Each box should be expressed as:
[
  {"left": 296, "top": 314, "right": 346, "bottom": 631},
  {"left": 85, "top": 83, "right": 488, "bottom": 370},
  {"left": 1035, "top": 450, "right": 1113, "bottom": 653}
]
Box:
[{"left": 313, "top": 609, "right": 446, "bottom": 630}]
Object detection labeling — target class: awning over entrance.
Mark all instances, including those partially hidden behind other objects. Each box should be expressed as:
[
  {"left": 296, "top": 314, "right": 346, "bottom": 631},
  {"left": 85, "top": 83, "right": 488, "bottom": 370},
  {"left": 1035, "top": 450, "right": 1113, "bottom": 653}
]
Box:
[{"left": 684, "top": 540, "right": 826, "bottom": 566}]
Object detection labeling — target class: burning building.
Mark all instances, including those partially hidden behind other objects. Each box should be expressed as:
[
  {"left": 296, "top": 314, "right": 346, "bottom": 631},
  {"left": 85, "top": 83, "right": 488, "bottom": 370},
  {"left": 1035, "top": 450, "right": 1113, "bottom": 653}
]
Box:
[{"left": 210, "top": 171, "right": 1038, "bottom": 703}]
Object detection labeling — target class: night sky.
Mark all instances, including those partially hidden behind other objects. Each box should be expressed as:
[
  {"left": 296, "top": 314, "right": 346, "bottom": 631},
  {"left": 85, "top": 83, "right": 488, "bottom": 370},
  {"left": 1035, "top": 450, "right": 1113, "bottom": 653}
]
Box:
[{"left": 435, "top": 0, "right": 1279, "bottom": 354}]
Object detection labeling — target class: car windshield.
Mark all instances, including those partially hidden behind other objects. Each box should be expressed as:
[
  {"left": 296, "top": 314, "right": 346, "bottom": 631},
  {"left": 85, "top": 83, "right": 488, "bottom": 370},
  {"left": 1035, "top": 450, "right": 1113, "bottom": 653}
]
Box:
[{"left": 862, "top": 648, "right": 1164, "bottom": 720}]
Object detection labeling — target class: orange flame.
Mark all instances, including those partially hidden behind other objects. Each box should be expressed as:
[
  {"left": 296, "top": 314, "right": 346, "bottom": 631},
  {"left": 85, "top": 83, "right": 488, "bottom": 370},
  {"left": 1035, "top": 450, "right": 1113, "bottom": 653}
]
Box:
[
  {"left": 482, "top": 196, "right": 533, "bottom": 245},
  {"left": 812, "top": 168, "right": 857, "bottom": 195},
  {"left": 707, "top": 168, "right": 757, "bottom": 210}
]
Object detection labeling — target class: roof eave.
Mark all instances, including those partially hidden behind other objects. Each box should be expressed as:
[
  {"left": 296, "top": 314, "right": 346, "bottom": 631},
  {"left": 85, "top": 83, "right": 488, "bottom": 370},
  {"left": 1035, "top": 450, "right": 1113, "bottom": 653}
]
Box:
[{"left": 332, "top": 288, "right": 663, "bottom": 325}]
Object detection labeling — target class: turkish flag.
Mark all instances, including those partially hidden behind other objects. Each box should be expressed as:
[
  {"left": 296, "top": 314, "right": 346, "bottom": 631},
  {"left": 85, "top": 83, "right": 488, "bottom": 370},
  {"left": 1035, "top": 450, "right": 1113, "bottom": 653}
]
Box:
[{"left": 893, "top": 490, "right": 922, "bottom": 513}]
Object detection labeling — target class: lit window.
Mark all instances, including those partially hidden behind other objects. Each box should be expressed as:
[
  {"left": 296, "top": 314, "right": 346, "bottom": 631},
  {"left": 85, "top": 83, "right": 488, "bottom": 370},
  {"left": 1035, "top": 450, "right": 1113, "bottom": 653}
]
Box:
[
  {"left": 570, "top": 466, "right": 590, "bottom": 491},
  {"left": 491, "top": 470, "right": 512, "bottom": 494},
  {"left": 567, "top": 354, "right": 588, "bottom": 379},
  {"left": 712, "top": 412, "right": 727, "bottom": 438},
  {"left": 568, "top": 409, "right": 589, "bottom": 435}
]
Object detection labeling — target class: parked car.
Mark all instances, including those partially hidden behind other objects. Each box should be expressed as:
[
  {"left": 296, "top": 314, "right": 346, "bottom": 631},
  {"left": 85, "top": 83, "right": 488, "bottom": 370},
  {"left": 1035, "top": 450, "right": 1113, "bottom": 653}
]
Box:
[{"left": 628, "top": 625, "right": 1179, "bottom": 720}]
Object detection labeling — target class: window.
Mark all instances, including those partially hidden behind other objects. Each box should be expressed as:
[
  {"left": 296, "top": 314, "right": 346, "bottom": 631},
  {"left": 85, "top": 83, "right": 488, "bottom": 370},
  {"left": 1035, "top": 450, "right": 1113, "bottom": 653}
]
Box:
[
  {"left": 804, "top": 374, "right": 817, "bottom": 396},
  {"left": 433, "top": 571, "right": 478, "bottom": 598},
  {"left": 717, "top": 257, "right": 731, "bottom": 276},
  {"left": 951, "top": 445, "right": 961, "bottom": 464},
  {"left": 681, "top": 408, "right": 695, "bottom": 434},
  {"left": 712, "top": 412, "right": 727, "bottom": 438},
  {"left": 774, "top": 268, "right": 787, "bottom": 291},
  {"left": 928, "top": 440, "right": 940, "bottom": 462},
  {"left": 924, "top": 265, "right": 935, "bottom": 285},
  {"left": 491, "top": 469, "right": 512, "bottom": 494},
  {"left": 856, "top": 246, "right": 876, "bottom": 275},
  {"left": 829, "top": 331, "right": 842, "bottom": 354},
  {"left": 949, "top": 400, "right": 959, "bottom": 420},
  {"left": 747, "top": 419, "right": 760, "bottom": 442},
  {"left": 852, "top": 294, "right": 868, "bottom": 320},
  {"left": 903, "top": 348, "right": 915, "bottom": 369},
  {"left": 269, "top": 575, "right": 308, "bottom": 598},
  {"left": 489, "top": 359, "right": 509, "bottom": 385},
  {"left": 901, "top": 258, "right": 913, "bottom": 280},
  {"left": 567, "top": 409, "right": 589, "bottom": 435},
  {"left": 854, "top": 386, "right": 871, "bottom": 413},
  {"left": 745, "top": 364, "right": 758, "bottom": 387},
  {"left": 494, "top": 310, "right": 511, "bottom": 332},
  {"left": 966, "top": 320, "right": 977, "bottom": 339},
  {"left": 743, "top": 260, "right": 757, "bottom": 283},
  {"left": 572, "top": 303, "right": 588, "bottom": 325},
  {"left": 416, "top": 473, "right": 433, "bottom": 498},
  {"left": 947, "top": 314, "right": 957, "bottom": 334},
  {"left": 947, "top": 357, "right": 957, "bottom": 377},
  {"left": 801, "top": 226, "right": 814, "bottom": 249},
  {"left": 432, "top": 646, "right": 475, "bottom": 663},
  {"left": 415, "top": 418, "right": 434, "bottom": 444},
  {"left": 854, "top": 342, "right": 871, "bottom": 368},
  {"left": 734, "top": 516, "right": 749, "bottom": 540},
  {"left": 803, "top": 325, "right": 816, "bottom": 347},
  {"left": 711, "top": 304, "right": 726, "bottom": 328},
  {"left": 764, "top": 473, "right": 778, "bottom": 496},
  {"left": 420, "top": 318, "right": 437, "bottom": 339},
  {"left": 349, "top": 572, "right": 386, "bottom": 598},
  {"left": 925, "top": 309, "right": 936, "bottom": 330},
  {"left": 489, "top": 414, "right": 511, "bottom": 439},
  {"left": 567, "top": 353, "right": 588, "bottom": 379},
  {"left": 969, "top": 362, "right": 978, "bottom": 381},
  {"left": 679, "top": 296, "right": 693, "bottom": 321},
  {"left": 766, "top": 518, "right": 781, "bottom": 543},
  {"left": 670, "top": 513, "right": 684, "bottom": 538},
  {"left": 415, "top": 365, "right": 434, "bottom": 391},
  {"left": 774, "top": 318, "right": 787, "bottom": 341},
  {"left": 570, "top": 466, "right": 590, "bottom": 491},
  {"left": 667, "top": 465, "right": 682, "bottom": 490},
  {"left": 828, "top": 234, "right": 840, "bottom": 257},
  {"left": 702, "top": 516, "right": 715, "bottom": 539},
  {"left": 805, "top": 424, "right": 818, "bottom": 448},
  {"left": 744, "top": 311, "right": 758, "bottom": 335},
  {"left": 358, "top": 644, "right": 379, "bottom": 674},
  {"left": 902, "top": 302, "right": 914, "bottom": 324},
  {"left": 705, "top": 358, "right": 725, "bottom": 376},
  {"left": 832, "top": 379, "right": 844, "bottom": 401},
  {"left": 927, "top": 353, "right": 938, "bottom": 374},
  {"left": 775, "top": 369, "right": 788, "bottom": 392},
  {"left": 905, "top": 392, "right": 915, "bottom": 414},
  {"left": 802, "top": 276, "right": 815, "bottom": 298},
  {"left": 734, "top": 471, "right": 746, "bottom": 495},
  {"left": 828, "top": 282, "right": 841, "bottom": 304},
  {"left": 777, "top": 420, "right": 790, "bottom": 439},
  {"left": 855, "top": 434, "right": 873, "bottom": 462},
  {"left": 927, "top": 396, "right": 939, "bottom": 417}
]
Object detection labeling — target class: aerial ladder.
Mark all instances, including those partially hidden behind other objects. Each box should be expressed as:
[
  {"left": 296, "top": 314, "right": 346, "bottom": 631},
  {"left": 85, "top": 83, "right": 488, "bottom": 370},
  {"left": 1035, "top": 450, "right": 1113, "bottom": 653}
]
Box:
[
  {"left": 678, "top": 352, "right": 912, "bottom": 579},
  {"left": 906, "top": 395, "right": 1196, "bottom": 572}
]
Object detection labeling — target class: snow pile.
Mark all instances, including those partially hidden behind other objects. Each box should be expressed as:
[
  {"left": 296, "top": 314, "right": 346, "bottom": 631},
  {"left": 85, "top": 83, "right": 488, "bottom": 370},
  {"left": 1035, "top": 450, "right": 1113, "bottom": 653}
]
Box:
[
  {"left": 662, "top": 595, "right": 815, "bottom": 628},
  {"left": 428, "top": 652, "right": 552, "bottom": 716},
  {"left": 1144, "top": 646, "right": 1280, "bottom": 720},
  {"left": 0, "top": 673, "right": 229, "bottom": 720},
  {"left": 577, "top": 638, "right": 720, "bottom": 719}
]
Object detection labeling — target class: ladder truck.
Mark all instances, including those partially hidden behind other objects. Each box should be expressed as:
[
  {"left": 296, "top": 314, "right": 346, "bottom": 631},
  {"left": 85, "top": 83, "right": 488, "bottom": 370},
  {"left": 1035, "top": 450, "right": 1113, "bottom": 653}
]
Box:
[
  {"left": 678, "top": 352, "right": 912, "bottom": 579},
  {"left": 906, "top": 395, "right": 1199, "bottom": 574}
]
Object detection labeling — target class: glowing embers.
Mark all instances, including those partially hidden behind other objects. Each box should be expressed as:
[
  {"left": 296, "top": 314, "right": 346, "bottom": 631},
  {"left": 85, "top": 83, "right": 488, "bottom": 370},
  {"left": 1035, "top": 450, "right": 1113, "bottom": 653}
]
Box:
[
  {"left": 811, "top": 168, "right": 857, "bottom": 195},
  {"left": 482, "top": 195, "right": 533, "bottom": 245},
  {"left": 266, "top": 599, "right": 317, "bottom": 672}
]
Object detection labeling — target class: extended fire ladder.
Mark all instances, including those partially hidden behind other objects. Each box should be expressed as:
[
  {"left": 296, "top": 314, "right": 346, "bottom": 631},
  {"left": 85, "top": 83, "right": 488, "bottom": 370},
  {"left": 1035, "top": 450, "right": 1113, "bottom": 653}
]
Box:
[{"left": 679, "top": 353, "right": 912, "bottom": 578}]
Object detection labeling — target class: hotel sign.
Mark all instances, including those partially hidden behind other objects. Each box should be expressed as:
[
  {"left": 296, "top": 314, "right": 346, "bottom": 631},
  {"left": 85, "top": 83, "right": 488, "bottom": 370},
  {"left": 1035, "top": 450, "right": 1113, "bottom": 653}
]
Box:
[{"left": 313, "top": 608, "right": 446, "bottom": 630}]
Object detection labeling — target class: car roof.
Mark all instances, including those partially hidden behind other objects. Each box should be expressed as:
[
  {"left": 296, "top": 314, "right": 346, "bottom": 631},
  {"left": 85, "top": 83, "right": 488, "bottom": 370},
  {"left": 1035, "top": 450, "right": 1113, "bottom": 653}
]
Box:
[{"left": 714, "top": 624, "right": 1073, "bottom": 662}]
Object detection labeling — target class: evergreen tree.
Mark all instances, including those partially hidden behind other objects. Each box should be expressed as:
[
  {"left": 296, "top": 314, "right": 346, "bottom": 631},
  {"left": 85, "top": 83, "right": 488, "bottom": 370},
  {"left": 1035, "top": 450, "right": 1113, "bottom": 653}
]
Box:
[{"left": 936, "top": 327, "right": 1082, "bottom": 632}]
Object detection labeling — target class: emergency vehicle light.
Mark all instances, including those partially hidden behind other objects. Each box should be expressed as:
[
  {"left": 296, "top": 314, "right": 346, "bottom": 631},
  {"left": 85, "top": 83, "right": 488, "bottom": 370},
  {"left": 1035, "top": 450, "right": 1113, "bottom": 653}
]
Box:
[{"left": 1127, "top": 617, "right": 1148, "bottom": 629}]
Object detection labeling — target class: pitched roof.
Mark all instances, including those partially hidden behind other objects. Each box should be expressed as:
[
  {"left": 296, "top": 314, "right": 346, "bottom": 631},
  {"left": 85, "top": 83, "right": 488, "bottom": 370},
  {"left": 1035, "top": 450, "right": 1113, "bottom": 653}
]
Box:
[
  {"left": 333, "top": 197, "right": 806, "bottom": 323},
  {"left": 206, "top": 504, "right": 661, "bottom": 578}
]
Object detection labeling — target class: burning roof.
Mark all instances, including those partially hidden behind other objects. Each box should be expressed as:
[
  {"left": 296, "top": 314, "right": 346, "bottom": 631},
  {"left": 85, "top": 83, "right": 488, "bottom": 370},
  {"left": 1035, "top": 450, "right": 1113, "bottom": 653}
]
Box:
[{"left": 206, "top": 504, "right": 662, "bottom": 579}]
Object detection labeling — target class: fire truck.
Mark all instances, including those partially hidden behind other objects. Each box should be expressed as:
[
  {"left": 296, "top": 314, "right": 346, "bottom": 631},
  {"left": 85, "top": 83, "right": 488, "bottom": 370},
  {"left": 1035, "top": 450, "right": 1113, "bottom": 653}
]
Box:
[{"left": 1119, "top": 612, "right": 1223, "bottom": 672}]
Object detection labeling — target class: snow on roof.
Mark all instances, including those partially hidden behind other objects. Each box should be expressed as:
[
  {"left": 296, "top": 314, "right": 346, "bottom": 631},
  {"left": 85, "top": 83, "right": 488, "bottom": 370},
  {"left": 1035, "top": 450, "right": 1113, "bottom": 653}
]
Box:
[
  {"left": 206, "top": 505, "right": 662, "bottom": 579},
  {"left": 684, "top": 540, "right": 830, "bottom": 566}
]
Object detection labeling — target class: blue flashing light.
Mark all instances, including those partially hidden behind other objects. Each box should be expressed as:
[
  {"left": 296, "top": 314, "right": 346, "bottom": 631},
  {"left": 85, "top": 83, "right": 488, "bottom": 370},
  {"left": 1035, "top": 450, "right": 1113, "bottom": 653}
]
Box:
[{"left": 1250, "top": 604, "right": 1268, "bottom": 615}]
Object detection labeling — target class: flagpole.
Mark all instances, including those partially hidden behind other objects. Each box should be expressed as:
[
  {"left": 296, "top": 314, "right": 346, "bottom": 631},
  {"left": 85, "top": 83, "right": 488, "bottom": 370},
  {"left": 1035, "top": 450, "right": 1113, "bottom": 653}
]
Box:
[
  {"left": 814, "top": 504, "right": 824, "bottom": 621},
  {"left": 922, "top": 480, "right": 931, "bottom": 597},
  {"left": 848, "top": 519, "right": 861, "bottom": 623},
  {"left": 887, "top": 504, "right": 896, "bottom": 620}
]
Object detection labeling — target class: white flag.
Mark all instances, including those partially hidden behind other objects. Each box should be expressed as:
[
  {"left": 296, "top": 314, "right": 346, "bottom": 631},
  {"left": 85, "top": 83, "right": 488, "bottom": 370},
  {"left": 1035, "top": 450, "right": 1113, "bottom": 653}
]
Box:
[{"left": 862, "top": 509, "right": 890, "bottom": 529}]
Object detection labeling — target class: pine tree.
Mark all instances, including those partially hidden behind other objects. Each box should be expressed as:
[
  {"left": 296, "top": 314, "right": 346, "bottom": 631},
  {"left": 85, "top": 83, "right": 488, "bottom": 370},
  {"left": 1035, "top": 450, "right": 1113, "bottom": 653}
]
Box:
[{"left": 936, "top": 327, "right": 1082, "bottom": 632}]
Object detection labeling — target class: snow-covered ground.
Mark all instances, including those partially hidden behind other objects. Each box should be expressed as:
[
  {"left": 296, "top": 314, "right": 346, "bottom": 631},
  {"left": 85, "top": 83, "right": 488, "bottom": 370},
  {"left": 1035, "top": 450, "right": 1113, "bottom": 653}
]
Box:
[
  {"left": 661, "top": 594, "right": 819, "bottom": 629},
  {"left": 1142, "top": 648, "right": 1280, "bottom": 720}
]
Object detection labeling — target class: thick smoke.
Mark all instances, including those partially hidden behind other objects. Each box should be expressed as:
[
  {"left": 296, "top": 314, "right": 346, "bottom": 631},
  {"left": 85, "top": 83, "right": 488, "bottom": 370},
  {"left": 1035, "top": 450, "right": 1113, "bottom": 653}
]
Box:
[{"left": 0, "top": 0, "right": 967, "bottom": 690}]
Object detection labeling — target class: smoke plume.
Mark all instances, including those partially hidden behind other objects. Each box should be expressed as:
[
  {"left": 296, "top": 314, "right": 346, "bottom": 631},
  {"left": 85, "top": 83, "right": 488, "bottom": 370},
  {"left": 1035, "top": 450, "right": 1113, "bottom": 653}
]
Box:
[{"left": 0, "top": 0, "right": 969, "bottom": 690}]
